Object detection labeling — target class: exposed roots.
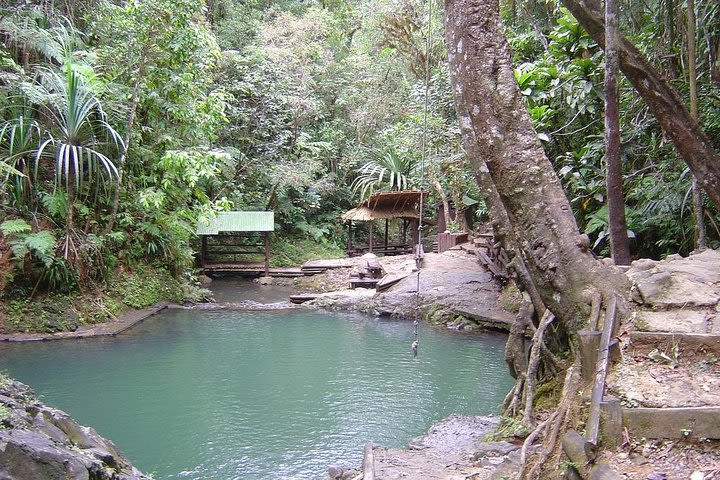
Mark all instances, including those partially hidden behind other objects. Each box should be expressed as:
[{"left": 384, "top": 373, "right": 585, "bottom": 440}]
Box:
[
  {"left": 522, "top": 363, "right": 581, "bottom": 480},
  {"left": 522, "top": 309, "right": 556, "bottom": 427},
  {"left": 502, "top": 374, "right": 525, "bottom": 416}
]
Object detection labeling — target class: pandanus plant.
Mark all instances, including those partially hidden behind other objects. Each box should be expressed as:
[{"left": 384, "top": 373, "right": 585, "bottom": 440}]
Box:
[
  {"left": 35, "top": 60, "right": 123, "bottom": 258},
  {"left": 351, "top": 148, "right": 417, "bottom": 199},
  {"left": 0, "top": 106, "right": 42, "bottom": 207}
]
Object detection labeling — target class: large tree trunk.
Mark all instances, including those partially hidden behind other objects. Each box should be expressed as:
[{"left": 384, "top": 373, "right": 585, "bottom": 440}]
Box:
[
  {"left": 561, "top": 0, "right": 720, "bottom": 209},
  {"left": 687, "top": 0, "right": 706, "bottom": 250},
  {"left": 443, "top": 0, "right": 629, "bottom": 336},
  {"left": 603, "top": 0, "right": 630, "bottom": 265}
]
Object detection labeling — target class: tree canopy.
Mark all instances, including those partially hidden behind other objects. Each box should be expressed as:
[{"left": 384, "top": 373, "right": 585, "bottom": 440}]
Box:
[{"left": 0, "top": 0, "right": 717, "bottom": 294}]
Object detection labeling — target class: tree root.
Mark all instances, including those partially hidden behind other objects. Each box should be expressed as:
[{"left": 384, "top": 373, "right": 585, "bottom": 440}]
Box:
[
  {"left": 503, "top": 374, "right": 525, "bottom": 416},
  {"left": 527, "top": 321, "right": 562, "bottom": 376},
  {"left": 523, "top": 363, "right": 581, "bottom": 479},
  {"left": 522, "top": 309, "right": 556, "bottom": 427}
]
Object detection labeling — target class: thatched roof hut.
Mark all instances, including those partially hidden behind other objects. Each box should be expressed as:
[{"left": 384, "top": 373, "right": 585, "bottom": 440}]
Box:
[{"left": 341, "top": 190, "right": 428, "bottom": 256}]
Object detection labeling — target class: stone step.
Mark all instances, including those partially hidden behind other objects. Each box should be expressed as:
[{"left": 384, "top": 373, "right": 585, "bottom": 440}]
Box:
[
  {"left": 629, "top": 331, "right": 720, "bottom": 356},
  {"left": 622, "top": 406, "right": 720, "bottom": 440}
]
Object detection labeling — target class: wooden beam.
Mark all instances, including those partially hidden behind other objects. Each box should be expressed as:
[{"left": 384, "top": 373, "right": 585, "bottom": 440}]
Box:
[
  {"left": 384, "top": 218, "right": 389, "bottom": 249},
  {"left": 369, "top": 221, "right": 374, "bottom": 253},
  {"left": 348, "top": 222, "right": 353, "bottom": 252},
  {"left": 586, "top": 294, "right": 618, "bottom": 447}
]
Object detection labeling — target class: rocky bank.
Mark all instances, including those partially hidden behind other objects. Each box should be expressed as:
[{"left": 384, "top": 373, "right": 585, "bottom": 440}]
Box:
[
  {"left": 284, "top": 250, "right": 516, "bottom": 331},
  {"left": 0, "top": 376, "right": 150, "bottom": 480}
]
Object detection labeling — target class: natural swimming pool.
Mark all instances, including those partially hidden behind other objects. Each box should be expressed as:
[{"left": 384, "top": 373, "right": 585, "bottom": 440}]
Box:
[{"left": 0, "top": 304, "right": 513, "bottom": 479}]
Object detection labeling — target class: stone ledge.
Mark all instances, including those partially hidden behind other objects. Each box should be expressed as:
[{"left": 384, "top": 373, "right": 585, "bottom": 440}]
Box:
[
  {"left": 628, "top": 331, "right": 720, "bottom": 355},
  {"left": 0, "top": 302, "right": 172, "bottom": 342},
  {"left": 623, "top": 407, "right": 720, "bottom": 440}
]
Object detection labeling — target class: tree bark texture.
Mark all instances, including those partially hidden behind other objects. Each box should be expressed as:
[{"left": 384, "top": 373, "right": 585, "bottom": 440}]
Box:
[
  {"left": 603, "top": 0, "right": 630, "bottom": 265},
  {"left": 562, "top": 0, "right": 720, "bottom": 209},
  {"left": 444, "top": 0, "right": 629, "bottom": 334},
  {"left": 687, "top": 0, "right": 706, "bottom": 249}
]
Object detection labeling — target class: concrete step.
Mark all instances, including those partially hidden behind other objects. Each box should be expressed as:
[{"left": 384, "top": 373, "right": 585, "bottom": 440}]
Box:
[
  {"left": 629, "top": 331, "right": 720, "bottom": 356},
  {"left": 622, "top": 406, "right": 720, "bottom": 440}
]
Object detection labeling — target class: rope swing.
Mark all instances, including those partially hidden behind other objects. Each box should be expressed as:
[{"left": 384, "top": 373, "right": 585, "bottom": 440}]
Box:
[{"left": 413, "top": 0, "right": 434, "bottom": 358}]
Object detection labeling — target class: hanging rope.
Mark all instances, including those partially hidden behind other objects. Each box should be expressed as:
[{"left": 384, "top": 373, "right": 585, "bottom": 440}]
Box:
[{"left": 413, "top": 0, "right": 434, "bottom": 359}]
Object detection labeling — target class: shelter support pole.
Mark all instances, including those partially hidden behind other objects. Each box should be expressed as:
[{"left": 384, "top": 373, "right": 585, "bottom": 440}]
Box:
[
  {"left": 200, "top": 235, "right": 207, "bottom": 267},
  {"left": 369, "top": 221, "right": 374, "bottom": 253},
  {"left": 384, "top": 219, "right": 389, "bottom": 250},
  {"left": 348, "top": 222, "right": 353, "bottom": 254},
  {"left": 264, "top": 232, "right": 269, "bottom": 276}
]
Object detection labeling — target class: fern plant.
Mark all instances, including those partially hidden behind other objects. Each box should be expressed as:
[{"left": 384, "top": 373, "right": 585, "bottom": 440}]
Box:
[{"left": 0, "top": 219, "right": 75, "bottom": 292}]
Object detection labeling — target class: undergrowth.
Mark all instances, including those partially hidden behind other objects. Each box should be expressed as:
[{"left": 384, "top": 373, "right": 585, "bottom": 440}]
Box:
[
  {"left": 0, "top": 265, "right": 203, "bottom": 334},
  {"left": 270, "top": 236, "right": 344, "bottom": 267}
]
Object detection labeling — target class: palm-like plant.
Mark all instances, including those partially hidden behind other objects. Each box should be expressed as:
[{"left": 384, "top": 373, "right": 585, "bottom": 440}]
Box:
[
  {"left": 35, "top": 61, "right": 123, "bottom": 256},
  {"left": 0, "top": 107, "right": 41, "bottom": 206},
  {"left": 351, "top": 148, "right": 417, "bottom": 199}
]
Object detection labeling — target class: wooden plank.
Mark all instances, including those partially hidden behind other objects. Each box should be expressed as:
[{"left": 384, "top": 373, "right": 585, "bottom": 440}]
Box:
[
  {"left": 350, "top": 278, "right": 379, "bottom": 289},
  {"left": 375, "top": 273, "right": 408, "bottom": 292},
  {"left": 476, "top": 249, "right": 504, "bottom": 277},
  {"left": 289, "top": 294, "right": 318, "bottom": 304},
  {"left": 302, "top": 259, "right": 355, "bottom": 269},
  {"left": 586, "top": 294, "right": 618, "bottom": 447}
]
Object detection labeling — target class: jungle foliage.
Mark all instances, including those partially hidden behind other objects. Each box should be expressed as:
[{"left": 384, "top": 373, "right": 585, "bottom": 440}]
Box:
[{"left": 0, "top": 0, "right": 718, "bottom": 305}]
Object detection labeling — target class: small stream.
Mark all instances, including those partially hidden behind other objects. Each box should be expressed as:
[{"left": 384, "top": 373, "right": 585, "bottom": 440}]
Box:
[{"left": 0, "top": 281, "right": 513, "bottom": 479}]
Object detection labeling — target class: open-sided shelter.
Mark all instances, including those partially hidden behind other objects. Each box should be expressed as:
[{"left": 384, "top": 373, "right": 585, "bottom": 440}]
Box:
[
  {"left": 341, "top": 190, "right": 428, "bottom": 256},
  {"left": 197, "top": 211, "right": 274, "bottom": 274}
]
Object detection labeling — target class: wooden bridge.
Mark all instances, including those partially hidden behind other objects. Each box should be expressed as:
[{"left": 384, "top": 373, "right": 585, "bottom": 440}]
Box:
[{"left": 202, "top": 259, "right": 354, "bottom": 278}]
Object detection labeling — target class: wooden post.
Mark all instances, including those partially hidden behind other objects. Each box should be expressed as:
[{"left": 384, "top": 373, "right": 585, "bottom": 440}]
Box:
[
  {"left": 348, "top": 222, "right": 353, "bottom": 253},
  {"left": 263, "top": 232, "right": 269, "bottom": 276},
  {"left": 384, "top": 218, "right": 389, "bottom": 250},
  {"left": 586, "top": 295, "right": 618, "bottom": 447},
  {"left": 562, "top": 429, "right": 622, "bottom": 480},
  {"left": 578, "top": 329, "right": 601, "bottom": 382},
  {"left": 600, "top": 396, "right": 623, "bottom": 449},
  {"left": 368, "top": 221, "right": 374, "bottom": 253},
  {"left": 200, "top": 235, "right": 207, "bottom": 267}
]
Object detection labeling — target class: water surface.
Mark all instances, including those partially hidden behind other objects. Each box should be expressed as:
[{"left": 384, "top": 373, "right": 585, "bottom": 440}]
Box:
[{"left": 0, "top": 304, "right": 512, "bottom": 479}]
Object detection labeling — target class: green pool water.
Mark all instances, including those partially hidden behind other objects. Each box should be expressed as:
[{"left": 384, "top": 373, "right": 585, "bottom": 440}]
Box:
[{"left": 0, "top": 307, "right": 513, "bottom": 479}]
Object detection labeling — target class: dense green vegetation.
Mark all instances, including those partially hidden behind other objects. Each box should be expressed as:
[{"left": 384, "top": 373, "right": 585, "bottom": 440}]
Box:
[{"left": 0, "top": 0, "right": 718, "bottom": 331}]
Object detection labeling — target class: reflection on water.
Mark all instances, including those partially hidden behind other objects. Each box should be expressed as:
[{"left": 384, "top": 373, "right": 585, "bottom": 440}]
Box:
[
  {"left": 208, "top": 278, "right": 296, "bottom": 304},
  {"left": 0, "top": 301, "right": 513, "bottom": 480}
]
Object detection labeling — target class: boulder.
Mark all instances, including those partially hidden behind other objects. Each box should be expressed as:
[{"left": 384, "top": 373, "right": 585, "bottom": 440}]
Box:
[{"left": 0, "top": 377, "right": 150, "bottom": 480}]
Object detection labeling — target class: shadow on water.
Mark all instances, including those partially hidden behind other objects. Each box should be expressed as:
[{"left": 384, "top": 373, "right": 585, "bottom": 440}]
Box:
[{"left": 208, "top": 278, "right": 296, "bottom": 304}]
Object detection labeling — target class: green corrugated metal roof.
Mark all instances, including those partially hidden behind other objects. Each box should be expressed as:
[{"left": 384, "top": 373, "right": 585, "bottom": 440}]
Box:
[{"left": 196, "top": 211, "right": 274, "bottom": 235}]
